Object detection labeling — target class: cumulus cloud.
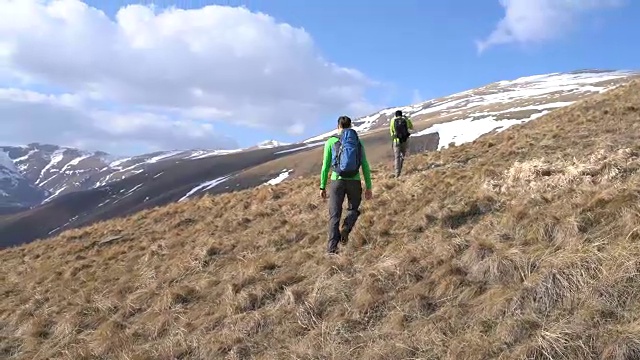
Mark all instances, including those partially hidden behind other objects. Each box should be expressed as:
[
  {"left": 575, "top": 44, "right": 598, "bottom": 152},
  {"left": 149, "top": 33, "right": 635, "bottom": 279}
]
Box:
[
  {"left": 0, "top": 0, "right": 378, "bottom": 153},
  {"left": 0, "top": 88, "right": 239, "bottom": 154},
  {"left": 476, "top": 0, "right": 626, "bottom": 53}
]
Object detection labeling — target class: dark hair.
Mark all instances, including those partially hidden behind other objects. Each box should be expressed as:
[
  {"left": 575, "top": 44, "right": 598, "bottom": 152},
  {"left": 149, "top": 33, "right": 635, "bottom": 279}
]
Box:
[
  {"left": 338, "top": 115, "right": 352, "bottom": 129},
  {"left": 395, "top": 110, "right": 403, "bottom": 117}
]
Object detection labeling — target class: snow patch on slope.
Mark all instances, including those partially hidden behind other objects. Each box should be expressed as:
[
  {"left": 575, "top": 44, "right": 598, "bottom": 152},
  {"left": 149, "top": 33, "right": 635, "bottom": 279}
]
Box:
[
  {"left": 413, "top": 98, "right": 598, "bottom": 150},
  {"left": 179, "top": 175, "right": 233, "bottom": 202},
  {"left": 42, "top": 186, "right": 68, "bottom": 203},
  {"left": 146, "top": 151, "right": 184, "bottom": 163},
  {"left": 264, "top": 169, "right": 292, "bottom": 186},
  {"left": 35, "top": 149, "right": 66, "bottom": 185},
  {"left": 108, "top": 157, "right": 132, "bottom": 170},
  {"left": 415, "top": 111, "right": 548, "bottom": 149},
  {"left": 12, "top": 150, "right": 37, "bottom": 164},
  {"left": 188, "top": 149, "right": 243, "bottom": 159},
  {"left": 274, "top": 141, "right": 324, "bottom": 155},
  {"left": 60, "top": 154, "right": 91, "bottom": 173},
  {"left": 497, "top": 70, "right": 635, "bottom": 87},
  {"left": 413, "top": 70, "right": 635, "bottom": 118},
  {"left": 257, "top": 140, "right": 290, "bottom": 148}
]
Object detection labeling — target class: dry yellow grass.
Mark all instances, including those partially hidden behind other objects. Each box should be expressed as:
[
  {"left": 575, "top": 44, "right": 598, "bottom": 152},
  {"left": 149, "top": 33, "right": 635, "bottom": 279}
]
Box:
[{"left": 1, "top": 79, "right": 640, "bottom": 359}]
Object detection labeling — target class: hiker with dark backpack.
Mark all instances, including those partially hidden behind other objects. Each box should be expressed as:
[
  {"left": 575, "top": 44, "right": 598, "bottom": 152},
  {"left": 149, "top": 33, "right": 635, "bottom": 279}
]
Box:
[
  {"left": 389, "top": 109, "right": 413, "bottom": 177},
  {"left": 319, "top": 115, "right": 373, "bottom": 255}
]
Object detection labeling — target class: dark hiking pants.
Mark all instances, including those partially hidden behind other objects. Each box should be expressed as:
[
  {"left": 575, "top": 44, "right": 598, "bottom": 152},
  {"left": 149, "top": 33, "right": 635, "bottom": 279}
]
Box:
[
  {"left": 327, "top": 179, "right": 362, "bottom": 254},
  {"left": 393, "top": 140, "right": 408, "bottom": 177}
]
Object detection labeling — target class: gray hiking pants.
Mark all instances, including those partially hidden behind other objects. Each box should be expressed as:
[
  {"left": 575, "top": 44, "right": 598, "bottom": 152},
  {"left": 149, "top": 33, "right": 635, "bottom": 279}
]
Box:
[
  {"left": 393, "top": 140, "right": 408, "bottom": 176},
  {"left": 327, "top": 179, "right": 362, "bottom": 253}
]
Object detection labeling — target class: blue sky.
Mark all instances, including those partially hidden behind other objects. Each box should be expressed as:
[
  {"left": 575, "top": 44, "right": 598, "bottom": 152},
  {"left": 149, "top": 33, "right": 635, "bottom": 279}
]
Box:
[
  {"left": 85, "top": 0, "right": 640, "bottom": 145},
  {"left": 244, "top": 0, "right": 639, "bottom": 96},
  {"left": 1, "top": 0, "right": 639, "bottom": 155},
  {"left": 93, "top": 0, "right": 640, "bottom": 99}
]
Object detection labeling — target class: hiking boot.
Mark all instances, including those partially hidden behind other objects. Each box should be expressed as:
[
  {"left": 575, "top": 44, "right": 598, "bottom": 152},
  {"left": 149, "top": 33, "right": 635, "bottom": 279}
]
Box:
[
  {"left": 327, "top": 238, "right": 339, "bottom": 254},
  {"left": 326, "top": 247, "right": 340, "bottom": 257},
  {"left": 339, "top": 227, "right": 350, "bottom": 244}
]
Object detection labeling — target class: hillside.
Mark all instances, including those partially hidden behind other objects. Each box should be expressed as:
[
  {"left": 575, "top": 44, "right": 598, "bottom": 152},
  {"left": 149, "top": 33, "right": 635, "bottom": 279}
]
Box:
[
  {"left": 0, "top": 152, "right": 45, "bottom": 213},
  {"left": 0, "top": 139, "right": 296, "bottom": 210},
  {"left": 0, "top": 69, "right": 637, "bottom": 249},
  {"left": 0, "top": 142, "right": 249, "bottom": 207},
  {"left": 1, "top": 77, "right": 640, "bottom": 359},
  {"left": 303, "top": 69, "right": 639, "bottom": 143}
]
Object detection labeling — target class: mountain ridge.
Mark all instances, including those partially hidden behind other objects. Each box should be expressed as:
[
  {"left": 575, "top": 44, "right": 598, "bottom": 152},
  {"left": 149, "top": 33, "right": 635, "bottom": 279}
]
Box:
[{"left": 0, "top": 68, "right": 638, "bottom": 248}]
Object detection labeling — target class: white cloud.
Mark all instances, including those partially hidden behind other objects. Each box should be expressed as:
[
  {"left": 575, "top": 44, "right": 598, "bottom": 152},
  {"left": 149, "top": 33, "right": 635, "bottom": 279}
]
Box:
[
  {"left": 476, "top": 0, "right": 626, "bottom": 53},
  {"left": 0, "top": 0, "right": 378, "bottom": 153},
  {"left": 0, "top": 87, "right": 238, "bottom": 155}
]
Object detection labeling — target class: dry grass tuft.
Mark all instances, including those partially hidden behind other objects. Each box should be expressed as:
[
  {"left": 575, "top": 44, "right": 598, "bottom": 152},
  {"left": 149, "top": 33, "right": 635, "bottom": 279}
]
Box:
[
  {"left": 486, "top": 147, "right": 640, "bottom": 196},
  {"left": 1, "top": 79, "right": 640, "bottom": 359}
]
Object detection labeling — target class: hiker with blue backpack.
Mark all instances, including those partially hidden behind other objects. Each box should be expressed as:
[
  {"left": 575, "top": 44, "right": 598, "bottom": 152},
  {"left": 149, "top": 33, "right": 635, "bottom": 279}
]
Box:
[
  {"left": 319, "top": 115, "right": 373, "bottom": 255},
  {"left": 390, "top": 110, "right": 413, "bottom": 177}
]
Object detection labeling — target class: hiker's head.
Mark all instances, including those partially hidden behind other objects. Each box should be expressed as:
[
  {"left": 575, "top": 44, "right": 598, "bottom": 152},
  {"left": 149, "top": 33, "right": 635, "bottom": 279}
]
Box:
[
  {"left": 395, "top": 110, "right": 403, "bottom": 117},
  {"left": 337, "top": 115, "right": 352, "bottom": 129}
]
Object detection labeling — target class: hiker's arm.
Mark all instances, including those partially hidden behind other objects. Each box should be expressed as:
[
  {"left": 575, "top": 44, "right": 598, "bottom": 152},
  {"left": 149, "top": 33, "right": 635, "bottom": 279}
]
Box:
[
  {"left": 389, "top": 119, "right": 395, "bottom": 138},
  {"left": 408, "top": 118, "right": 414, "bottom": 130},
  {"left": 361, "top": 145, "right": 373, "bottom": 190},
  {"left": 319, "top": 140, "right": 331, "bottom": 189}
]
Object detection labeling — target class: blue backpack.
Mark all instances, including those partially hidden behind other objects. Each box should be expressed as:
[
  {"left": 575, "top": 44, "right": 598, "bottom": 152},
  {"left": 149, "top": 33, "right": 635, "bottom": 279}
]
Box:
[{"left": 331, "top": 128, "right": 362, "bottom": 178}]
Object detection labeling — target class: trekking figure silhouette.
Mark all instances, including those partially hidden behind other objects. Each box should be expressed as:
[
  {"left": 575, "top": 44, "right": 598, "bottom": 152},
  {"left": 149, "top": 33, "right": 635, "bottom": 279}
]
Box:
[
  {"left": 390, "top": 110, "right": 413, "bottom": 177},
  {"left": 319, "top": 116, "right": 373, "bottom": 255}
]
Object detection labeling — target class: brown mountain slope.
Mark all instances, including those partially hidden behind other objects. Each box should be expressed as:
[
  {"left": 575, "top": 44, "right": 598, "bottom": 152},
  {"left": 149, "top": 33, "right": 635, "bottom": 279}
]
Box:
[
  {"left": 1, "top": 80, "right": 640, "bottom": 359},
  {"left": 227, "top": 120, "right": 441, "bottom": 188},
  {"left": 0, "top": 125, "right": 439, "bottom": 249}
]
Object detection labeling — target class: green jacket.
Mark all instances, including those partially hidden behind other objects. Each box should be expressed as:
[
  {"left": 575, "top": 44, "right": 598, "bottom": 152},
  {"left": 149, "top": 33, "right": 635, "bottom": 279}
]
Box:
[
  {"left": 389, "top": 115, "right": 413, "bottom": 142},
  {"left": 319, "top": 133, "right": 373, "bottom": 190}
]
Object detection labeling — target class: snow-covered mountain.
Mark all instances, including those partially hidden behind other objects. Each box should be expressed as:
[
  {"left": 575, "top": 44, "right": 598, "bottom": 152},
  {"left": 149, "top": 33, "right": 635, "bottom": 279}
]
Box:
[
  {"left": 0, "top": 144, "right": 230, "bottom": 205},
  {"left": 0, "top": 141, "right": 276, "bottom": 208},
  {"left": 0, "top": 69, "right": 638, "bottom": 248},
  {"left": 305, "top": 69, "right": 639, "bottom": 145},
  {"left": 0, "top": 150, "right": 46, "bottom": 211},
  {"left": 255, "top": 140, "right": 291, "bottom": 149}
]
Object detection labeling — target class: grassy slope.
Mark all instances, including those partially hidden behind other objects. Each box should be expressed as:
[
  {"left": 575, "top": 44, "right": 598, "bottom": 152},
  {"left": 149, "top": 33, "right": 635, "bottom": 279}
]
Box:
[
  {"left": 234, "top": 121, "right": 440, "bottom": 186},
  {"left": 1, "top": 80, "right": 640, "bottom": 359},
  {"left": 0, "top": 117, "right": 440, "bottom": 250}
]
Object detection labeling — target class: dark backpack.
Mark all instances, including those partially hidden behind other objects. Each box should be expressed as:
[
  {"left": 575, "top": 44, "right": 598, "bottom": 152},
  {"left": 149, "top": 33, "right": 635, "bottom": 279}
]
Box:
[
  {"left": 331, "top": 128, "right": 362, "bottom": 178},
  {"left": 393, "top": 116, "right": 410, "bottom": 143}
]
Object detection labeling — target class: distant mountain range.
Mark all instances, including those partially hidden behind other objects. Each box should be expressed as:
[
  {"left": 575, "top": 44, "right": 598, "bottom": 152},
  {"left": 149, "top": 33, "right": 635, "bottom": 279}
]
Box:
[{"left": 1, "top": 69, "right": 638, "bottom": 248}]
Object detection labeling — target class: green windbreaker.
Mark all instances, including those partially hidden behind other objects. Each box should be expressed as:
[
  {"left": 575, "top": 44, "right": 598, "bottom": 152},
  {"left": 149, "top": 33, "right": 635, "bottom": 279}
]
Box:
[{"left": 319, "top": 134, "right": 372, "bottom": 190}]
